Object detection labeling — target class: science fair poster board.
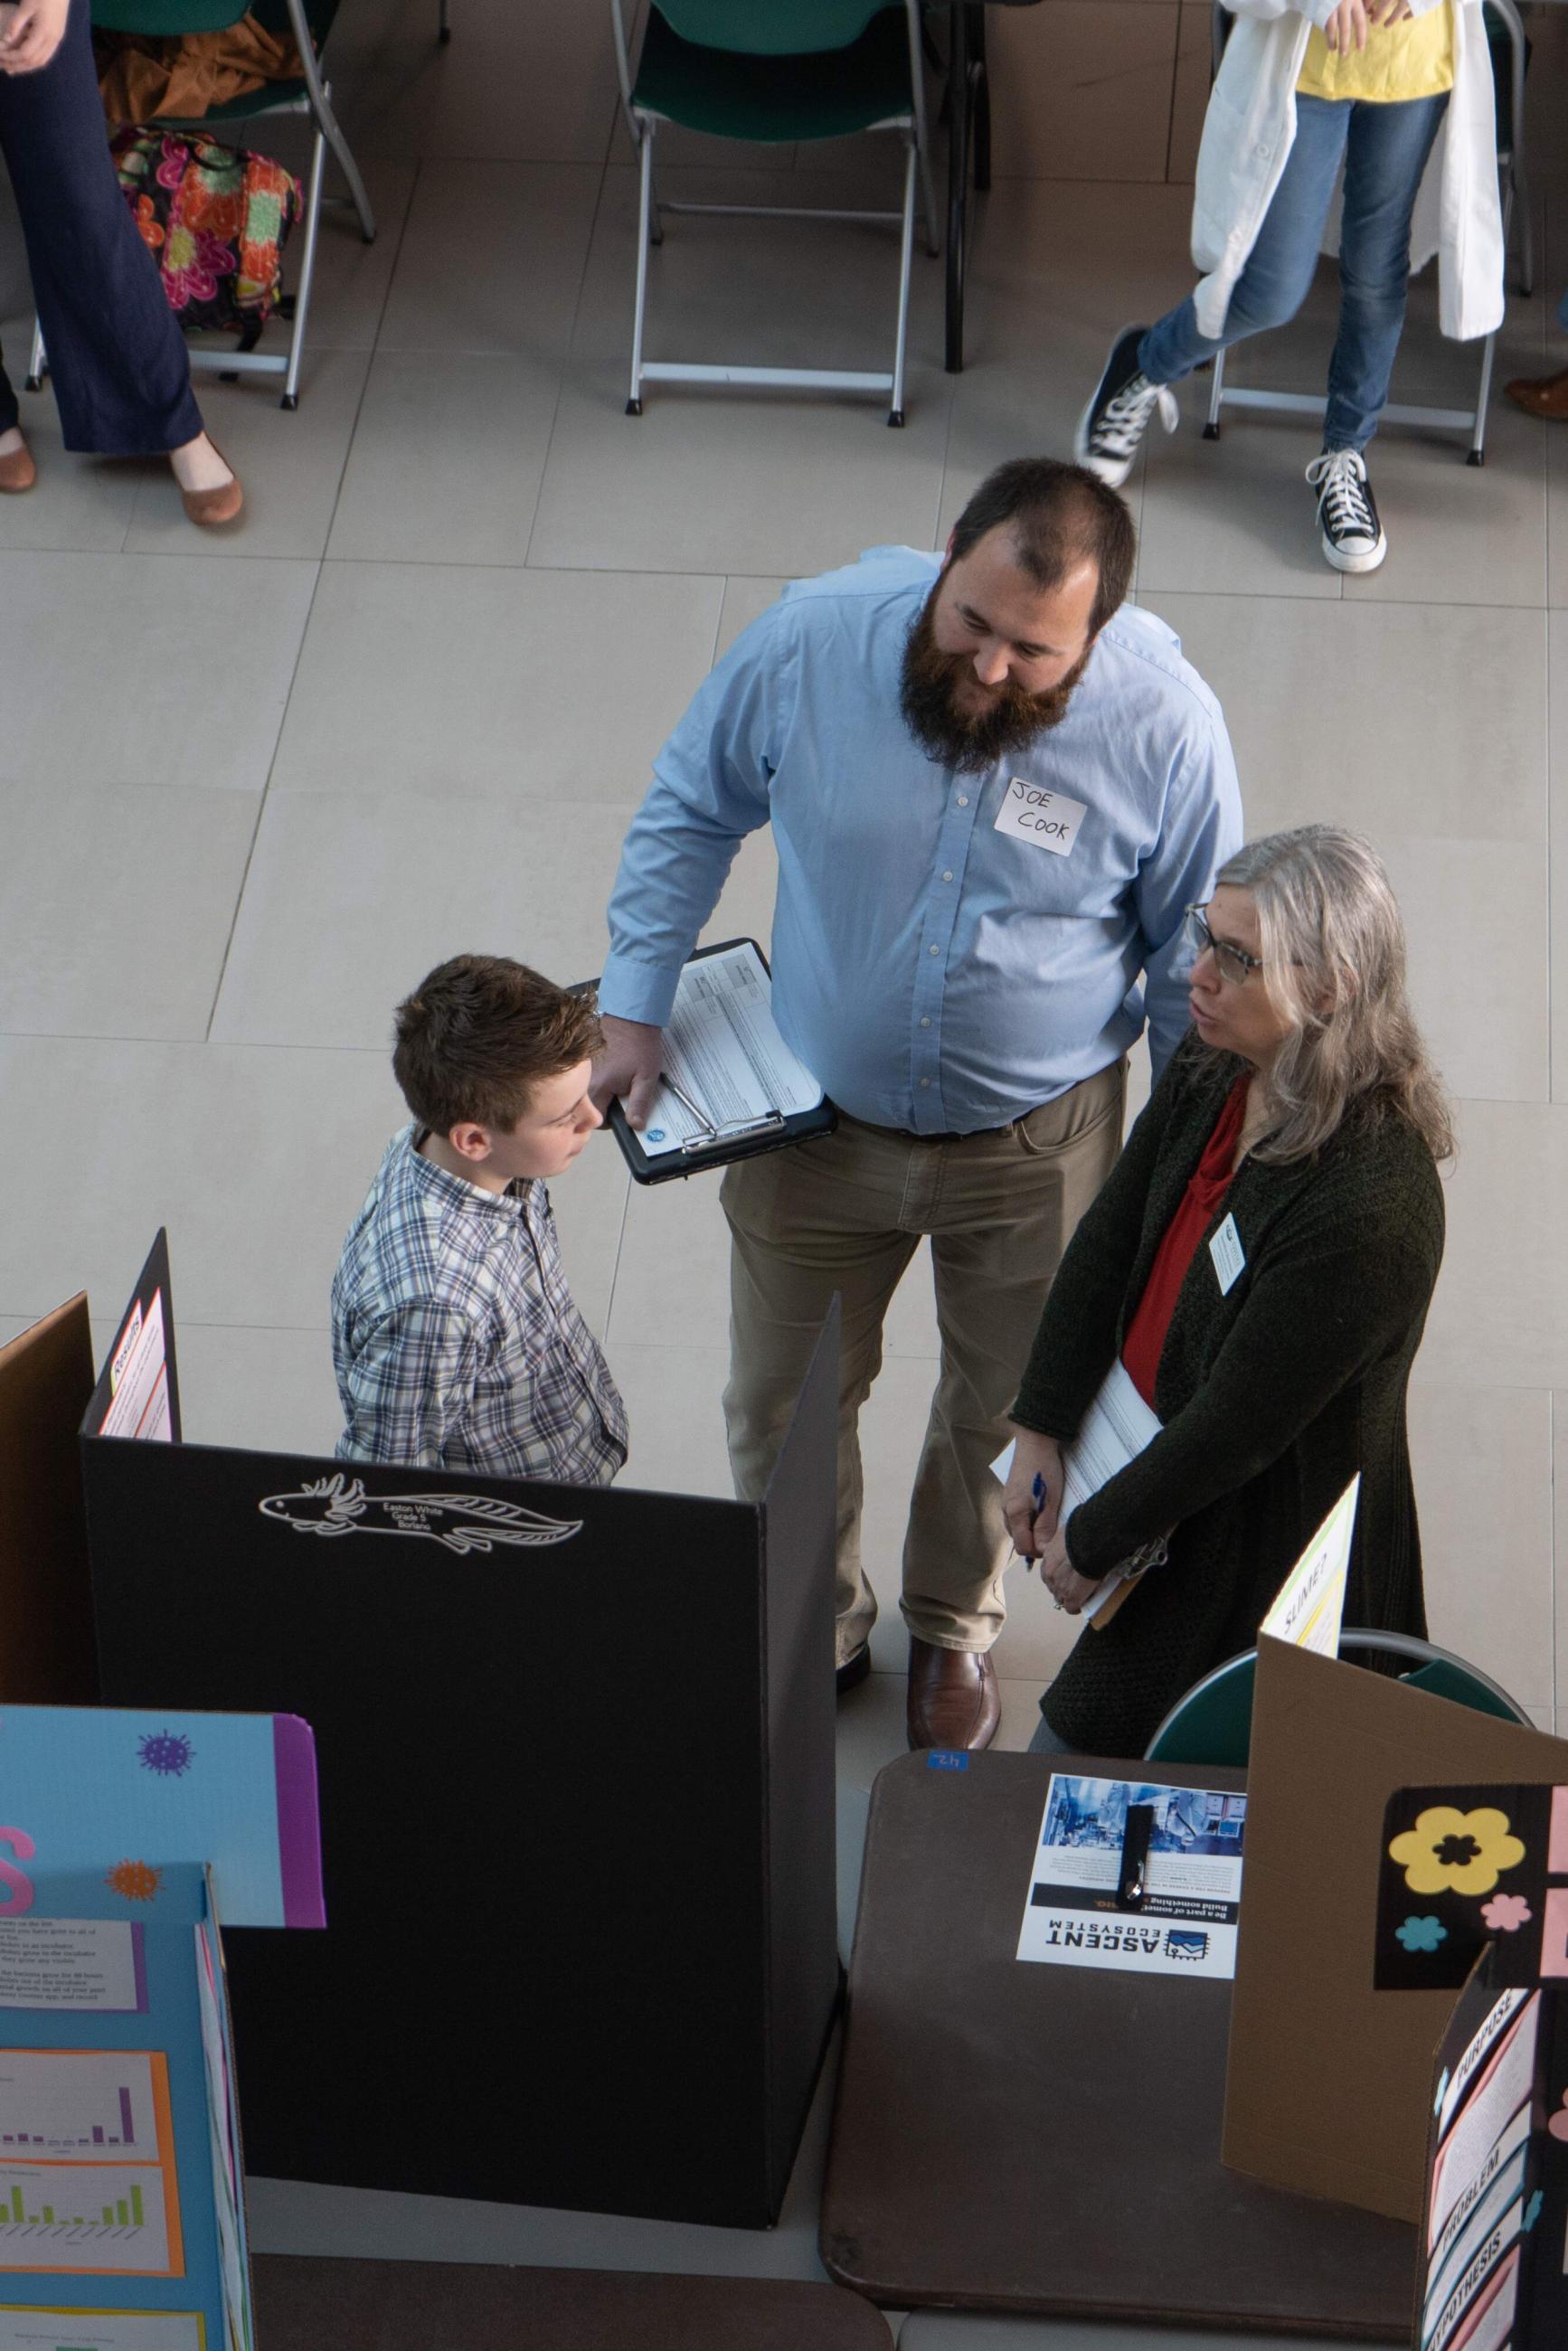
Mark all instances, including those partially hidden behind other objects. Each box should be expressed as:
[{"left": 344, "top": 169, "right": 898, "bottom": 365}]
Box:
[
  {"left": 0, "top": 1706, "right": 323, "bottom": 2351},
  {"left": 82, "top": 1240, "right": 840, "bottom": 2229}
]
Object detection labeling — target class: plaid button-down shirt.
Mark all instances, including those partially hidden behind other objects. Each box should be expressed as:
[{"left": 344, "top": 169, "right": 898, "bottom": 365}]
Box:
[{"left": 332, "top": 1127, "right": 628, "bottom": 1487}]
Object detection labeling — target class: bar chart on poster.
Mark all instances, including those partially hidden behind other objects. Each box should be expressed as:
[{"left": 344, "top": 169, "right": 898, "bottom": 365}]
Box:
[{"left": 0, "top": 2052, "right": 159, "bottom": 2153}]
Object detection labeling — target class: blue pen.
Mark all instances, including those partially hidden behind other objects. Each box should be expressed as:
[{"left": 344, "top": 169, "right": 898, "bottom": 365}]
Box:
[{"left": 1026, "top": 1472, "right": 1046, "bottom": 1572}]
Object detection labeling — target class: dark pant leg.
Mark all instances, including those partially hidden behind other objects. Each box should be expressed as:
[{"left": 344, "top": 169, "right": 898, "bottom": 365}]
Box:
[{"left": 0, "top": 0, "right": 203, "bottom": 454}]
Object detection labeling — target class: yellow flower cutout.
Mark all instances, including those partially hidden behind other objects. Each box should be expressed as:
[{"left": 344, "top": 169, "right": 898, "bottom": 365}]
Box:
[{"left": 1389, "top": 1807, "right": 1525, "bottom": 1897}]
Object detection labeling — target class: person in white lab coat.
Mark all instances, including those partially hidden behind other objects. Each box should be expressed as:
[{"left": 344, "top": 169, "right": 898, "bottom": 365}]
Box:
[{"left": 1073, "top": 0, "right": 1504, "bottom": 575}]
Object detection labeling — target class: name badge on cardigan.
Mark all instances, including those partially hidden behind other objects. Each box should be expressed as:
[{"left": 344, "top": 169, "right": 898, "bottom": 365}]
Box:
[
  {"left": 994, "top": 779, "right": 1086, "bottom": 856},
  {"left": 1210, "top": 1213, "right": 1245, "bottom": 1295}
]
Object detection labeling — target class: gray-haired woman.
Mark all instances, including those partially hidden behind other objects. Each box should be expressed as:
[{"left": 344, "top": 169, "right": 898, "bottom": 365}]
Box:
[{"left": 1003, "top": 825, "right": 1451, "bottom": 1760}]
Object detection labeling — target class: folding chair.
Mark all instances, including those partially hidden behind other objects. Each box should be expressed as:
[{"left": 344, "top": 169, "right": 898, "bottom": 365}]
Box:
[
  {"left": 1202, "top": 0, "right": 1529, "bottom": 466},
  {"left": 610, "top": 0, "right": 938, "bottom": 426},
  {"left": 28, "top": 0, "right": 374, "bottom": 411}
]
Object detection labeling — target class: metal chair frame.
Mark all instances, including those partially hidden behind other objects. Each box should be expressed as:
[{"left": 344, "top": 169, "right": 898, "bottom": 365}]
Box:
[
  {"left": 609, "top": 0, "right": 939, "bottom": 428},
  {"left": 1145, "top": 1625, "right": 1534, "bottom": 1762},
  {"left": 1202, "top": 0, "right": 1530, "bottom": 467},
  {"left": 27, "top": 0, "right": 376, "bottom": 411}
]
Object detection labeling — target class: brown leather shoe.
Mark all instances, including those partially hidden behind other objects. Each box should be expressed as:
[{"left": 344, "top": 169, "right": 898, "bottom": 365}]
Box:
[
  {"left": 1505, "top": 366, "right": 1568, "bottom": 420},
  {"left": 0, "top": 437, "right": 36, "bottom": 494},
  {"left": 177, "top": 438, "right": 244, "bottom": 528},
  {"left": 906, "top": 1634, "right": 1000, "bottom": 1752}
]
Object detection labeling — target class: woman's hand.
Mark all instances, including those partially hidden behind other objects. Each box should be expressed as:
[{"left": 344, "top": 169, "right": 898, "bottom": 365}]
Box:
[
  {"left": 0, "top": 0, "right": 70, "bottom": 73},
  {"left": 1034, "top": 1526, "right": 1103, "bottom": 1615},
  {"left": 1002, "top": 1429, "right": 1064, "bottom": 1560},
  {"left": 1323, "top": 0, "right": 1369, "bottom": 51}
]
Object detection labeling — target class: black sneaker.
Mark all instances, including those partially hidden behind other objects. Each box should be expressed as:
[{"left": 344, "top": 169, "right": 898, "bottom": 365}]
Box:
[
  {"left": 1074, "top": 324, "right": 1178, "bottom": 488},
  {"left": 1305, "top": 448, "right": 1387, "bottom": 573}
]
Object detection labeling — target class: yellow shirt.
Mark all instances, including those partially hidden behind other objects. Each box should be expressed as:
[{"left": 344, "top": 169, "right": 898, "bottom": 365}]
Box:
[{"left": 1298, "top": 3, "right": 1453, "bottom": 101}]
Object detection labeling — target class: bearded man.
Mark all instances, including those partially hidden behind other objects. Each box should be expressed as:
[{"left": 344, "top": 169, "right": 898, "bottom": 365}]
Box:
[{"left": 591, "top": 458, "right": 1242, "bottom": 1751}]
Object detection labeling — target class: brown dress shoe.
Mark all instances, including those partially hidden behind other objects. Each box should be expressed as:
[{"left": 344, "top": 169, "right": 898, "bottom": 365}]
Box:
[
  {"left": 177, "top": 438, "right": 244, "bottom": 528},
  {"left": 0, "top": 437, "right": 36, "bottom": 494},
  {"left": 906, "top": 1634, "right": 1000, "bottom": 1752},
  {"left": 1505, "top": 366, "right": 1568, "bottom": 420}
]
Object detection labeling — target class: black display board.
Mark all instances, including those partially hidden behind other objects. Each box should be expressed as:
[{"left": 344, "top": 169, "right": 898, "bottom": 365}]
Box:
[{"left": 82, "top": 1260, "right": 840, "bottom": 2229}]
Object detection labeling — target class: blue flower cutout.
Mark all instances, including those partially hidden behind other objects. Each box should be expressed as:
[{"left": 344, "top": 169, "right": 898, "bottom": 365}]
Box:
[
  {"left": 1525, "top": 2189, "right": 1544, "bottom": 2233},
  {"left": 1395, "top": 1914, "right": 1448, "bottom": 1954}
]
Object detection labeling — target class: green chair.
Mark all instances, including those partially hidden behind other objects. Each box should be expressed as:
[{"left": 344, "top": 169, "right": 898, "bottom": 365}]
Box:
[
  {"left": 30, "top": 0, "right": 375, "bottom": 410},
  {"left": 609, "top": 0, "right": 938, "bottom": 426},
  {"left": 1145, "top": 1629, "right": 1534, "bottom": 1771}
]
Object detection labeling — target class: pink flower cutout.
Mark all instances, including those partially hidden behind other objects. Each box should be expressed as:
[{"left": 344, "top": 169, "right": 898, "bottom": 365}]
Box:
[
  {"left": 1480, "top": 1893, "right": 1533, "bottom": 1933},
  {"left": 1549, "top": 2093, "right": 1568, "bottom": 2146}
]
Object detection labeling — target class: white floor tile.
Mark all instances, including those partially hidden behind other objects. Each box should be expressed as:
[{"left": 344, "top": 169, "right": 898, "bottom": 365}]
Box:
[
  {"left": 377, "top": 161, "right": 602, "bottom": 357},
  {"left": 0, "top": 379, "right": 140, "bottom": 555},
  {"left": 0, "top": 551, "right": 317, "bottom": 794},
  {"left": 270, "top": 562, "right": 723, "bottom": 799},
  {"left": 337, "top": 0, "right": 626, "bottom": 166},
  {"left": 0, "top": 783, "right": 258, "bottom": 1043},
  {"left": 326, "top": 350, "right": 561, "bottom": 564}
]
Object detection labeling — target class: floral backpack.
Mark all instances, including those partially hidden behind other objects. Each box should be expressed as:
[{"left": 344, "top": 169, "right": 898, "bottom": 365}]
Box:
[{"left": 110, "top": 127, "right": 303, "bottom": 350}]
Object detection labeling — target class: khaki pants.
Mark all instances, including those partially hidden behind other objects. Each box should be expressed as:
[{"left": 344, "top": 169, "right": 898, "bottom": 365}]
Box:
[{"left": 720, "top": 1062, "right": 1126, "bottom": 1662}]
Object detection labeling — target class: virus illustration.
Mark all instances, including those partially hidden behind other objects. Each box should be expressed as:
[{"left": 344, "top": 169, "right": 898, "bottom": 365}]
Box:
[
  {"left": 105, "top": 1860, "right": 163, "bottom": 1903},
  {"left": 137, "top": 1729, "right": 195, "bottom": 1778}
]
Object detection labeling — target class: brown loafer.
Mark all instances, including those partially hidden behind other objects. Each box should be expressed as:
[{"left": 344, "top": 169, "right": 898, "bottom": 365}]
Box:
[
  {"left": 1505, "top": 367, "right": 1568, "bottom": 421},
  {"left": 906, "top": 1634, "right": 1000, "bottom": 1752},
  {"left": 0, "top": 438, "right": 36, "bottom": 494},
  {"left": 178, "top": 439, "right": 244, "bottom": 528}
]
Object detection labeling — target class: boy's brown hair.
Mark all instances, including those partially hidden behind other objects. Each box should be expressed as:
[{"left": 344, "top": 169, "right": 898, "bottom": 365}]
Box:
[{"left": 392, "top": 956, "right": 603, "bottom": 1138}]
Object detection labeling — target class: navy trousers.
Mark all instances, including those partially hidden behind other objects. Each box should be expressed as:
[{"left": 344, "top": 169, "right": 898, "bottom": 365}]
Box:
[{"left": 0, "top": 0, "right": 202, "bottom": 453}]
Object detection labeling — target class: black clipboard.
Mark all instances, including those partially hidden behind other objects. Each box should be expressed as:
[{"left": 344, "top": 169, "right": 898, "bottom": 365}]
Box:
[{"left": 603, "top": 939, "right": 838, "bottom": 1185}]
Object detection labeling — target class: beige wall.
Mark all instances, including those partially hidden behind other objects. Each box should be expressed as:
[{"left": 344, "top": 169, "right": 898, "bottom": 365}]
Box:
[{"left": 982, "top": 0, "right": 1568, "bottom": 189}]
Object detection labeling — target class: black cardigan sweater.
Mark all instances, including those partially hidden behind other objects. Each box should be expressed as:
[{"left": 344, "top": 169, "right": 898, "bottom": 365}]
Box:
[{"left": 1011, "top": 1039, "right": 1446, "bottom": 1758}]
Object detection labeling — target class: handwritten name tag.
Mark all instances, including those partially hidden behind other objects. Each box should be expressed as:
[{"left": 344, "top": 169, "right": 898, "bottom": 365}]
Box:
[
  {"left": 993, "top": 779, "right": 1088, "bottom": 857},
  {"left": 1210, "top": 1213, "right": 1246, "bottom": 1296}
]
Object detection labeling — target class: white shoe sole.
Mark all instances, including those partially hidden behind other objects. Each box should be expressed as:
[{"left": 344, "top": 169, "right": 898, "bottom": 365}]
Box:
[{"left": 1320, "top": 532, "right": 1388, "bottom": 575}]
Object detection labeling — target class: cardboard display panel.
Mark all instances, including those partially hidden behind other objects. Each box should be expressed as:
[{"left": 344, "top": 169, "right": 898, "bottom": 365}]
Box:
[
  {"left": 251, "top": 2255, "right": 894, "bottom": 2349},
  {"left": 1223, "top": 1638, "right": 1568, "bottom": 2225},
  {"left": 0, "top": 1294, "right": 98, "bottom": 1701},
  {"left": 820, "top": 1751, "right": 1415, "bottom": 2335},
  {"left": 84, "top": 1289, "right": 841, "bottom": 2231}
]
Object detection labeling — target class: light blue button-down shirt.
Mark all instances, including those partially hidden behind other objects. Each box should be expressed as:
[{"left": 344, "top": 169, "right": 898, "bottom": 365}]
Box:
[{"left": 601, "top": 547, "right": 1243, "bottom": 1135}]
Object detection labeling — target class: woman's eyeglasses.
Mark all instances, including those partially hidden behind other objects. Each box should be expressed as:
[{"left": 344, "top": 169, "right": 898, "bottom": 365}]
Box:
[{"left": 1185, "top": 904, "right": 1264, "bottom": 987}]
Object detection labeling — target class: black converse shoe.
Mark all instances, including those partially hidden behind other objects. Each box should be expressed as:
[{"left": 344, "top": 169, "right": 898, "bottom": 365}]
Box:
[
  {"left": 1305, "top": 448, "right": 1387, "bottom": 574},
  {"left": 1074, "top": 324, "right": 1178, "bottom": 488}
]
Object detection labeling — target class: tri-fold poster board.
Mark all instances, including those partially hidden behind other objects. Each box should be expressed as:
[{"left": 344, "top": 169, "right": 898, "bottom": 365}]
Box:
[
  {"left": 0, "top": 1703, "right": 322, "bottom": 2351},
  {"left": 75, "top": 1234, "right": 840, "bottom": 2229}
]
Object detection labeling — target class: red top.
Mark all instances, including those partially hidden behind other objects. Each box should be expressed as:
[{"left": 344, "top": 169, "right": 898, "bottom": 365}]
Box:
[{"left": 1121, "top": 1076, "right": 1250, "bottom": 1409}]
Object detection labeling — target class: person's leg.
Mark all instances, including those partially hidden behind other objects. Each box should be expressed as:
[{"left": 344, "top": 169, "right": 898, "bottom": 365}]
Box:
[
  {"left": 1079, "top": 97, "right": 1350, "bottom": 486},
  {"left": 1138, "top": 96, "right": 1354, "bottom": 388},
  {"left": 903, "top": 1061, "right": 1127, "bottom": 1652},
  {"left": 1323, "top": 92, "right": 1450, "bottom": 453},
  {"left": 0, "top": 0, "right": 203, "bottom": 455},
  {"left": 722, "top": 1122, "right": 921, "bottom": 1667}
]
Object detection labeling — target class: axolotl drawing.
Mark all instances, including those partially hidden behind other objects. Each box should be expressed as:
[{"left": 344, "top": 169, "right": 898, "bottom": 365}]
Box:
[{"left": 258, "top": 1474, "right": 582, "bottom": 1555}]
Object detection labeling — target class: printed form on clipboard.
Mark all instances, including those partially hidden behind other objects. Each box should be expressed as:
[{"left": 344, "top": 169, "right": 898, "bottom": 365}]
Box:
[
  {"left": 993, "top": 1359, "right": 1165, "bottom": 1626},
  {"left": 610, "top": 940, "right": 836, "bottom": 1181}
]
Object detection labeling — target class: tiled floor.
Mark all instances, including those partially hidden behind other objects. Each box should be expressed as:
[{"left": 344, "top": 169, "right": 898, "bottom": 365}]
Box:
[{"left": 2, "top": 0, "right": 1566, "bottom": 2332}]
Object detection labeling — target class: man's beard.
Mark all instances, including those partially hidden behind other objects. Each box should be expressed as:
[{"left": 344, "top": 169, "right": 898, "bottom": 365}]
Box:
[{"left": 899, "top": 590, "right": 1091, "bottom": 774}]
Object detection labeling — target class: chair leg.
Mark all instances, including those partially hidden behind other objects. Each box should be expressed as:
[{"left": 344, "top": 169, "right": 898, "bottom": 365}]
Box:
[
  {"left": 1513, "top": 163, "right": 1533, "bottom": 298},
  {"left": 1202, "top": 346, "right": 1225, "bottom": 439},
  {"left": 313, "top": 76, "right": 375, "bottom": 243},
  {"left": 438, "top": 0, "right": 450, "bottom": 40},
  {"left": 24, "top": 316, "right": 45, "bottom": 392},
  {"left": 888, "top": 138, "right": 917, "bottom": 428},
  {"left": 281, "top": 119, "right": 326, "bottom": 408},
  {"left": 968, "top": 4, "right": 991, "bottom": 192},
  {"left": 1468, "top": 322, "right": 1497, "bottom": 467},
  {"left": 628, "top": 121, "right": 655, "bottom": 416}
]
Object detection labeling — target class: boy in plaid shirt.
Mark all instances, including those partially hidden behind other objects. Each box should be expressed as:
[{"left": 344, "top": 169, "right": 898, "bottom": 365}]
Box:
[{"left": 333, "top": 956, "right": 628, "bottom": 1484}]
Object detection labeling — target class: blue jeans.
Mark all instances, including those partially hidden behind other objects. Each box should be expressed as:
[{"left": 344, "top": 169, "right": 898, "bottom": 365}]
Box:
[{"left": 1140, "top": 90, "right": 1450, "bottom": 454}]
